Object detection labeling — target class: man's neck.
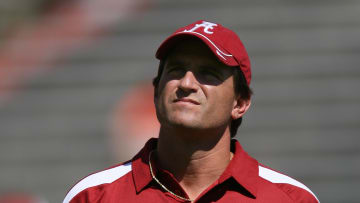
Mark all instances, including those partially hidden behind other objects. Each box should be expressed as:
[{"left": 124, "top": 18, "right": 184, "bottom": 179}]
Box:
[{"left": 156, "top": 126, "right": 232, "bottom": 200}]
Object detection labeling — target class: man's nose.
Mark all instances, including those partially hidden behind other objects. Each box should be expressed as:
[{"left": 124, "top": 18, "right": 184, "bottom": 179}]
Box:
[{"left": 179, "top": 71, "right": 199, "bottom": 92}]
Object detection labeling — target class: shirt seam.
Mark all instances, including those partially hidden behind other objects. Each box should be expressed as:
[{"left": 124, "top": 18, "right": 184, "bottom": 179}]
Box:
[{"left": 261, "top": 178, "right": 297, "bottom": 202}]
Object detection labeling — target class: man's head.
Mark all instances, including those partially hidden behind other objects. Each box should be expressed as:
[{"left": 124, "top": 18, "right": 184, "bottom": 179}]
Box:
[{"left": 153, "top": 20, "right": 252, "bottom": 137}]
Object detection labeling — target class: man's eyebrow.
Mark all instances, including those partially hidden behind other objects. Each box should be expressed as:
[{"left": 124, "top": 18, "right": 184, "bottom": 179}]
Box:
[
  {"left": 165, "top": 58, "right": 188, "bottom": 67},
  {"left": 199, "top": 64, "right": 227, "bottom": 74}
]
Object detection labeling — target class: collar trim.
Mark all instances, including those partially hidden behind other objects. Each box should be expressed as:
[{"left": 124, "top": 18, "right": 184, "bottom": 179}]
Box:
[{"left": 131, "top": 138, "right": 259, "bottom": 197}]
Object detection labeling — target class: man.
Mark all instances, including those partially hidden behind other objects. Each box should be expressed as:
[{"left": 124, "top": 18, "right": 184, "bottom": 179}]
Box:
[{"left": 63, "top": 20, "right": 320, "bottom": 202}]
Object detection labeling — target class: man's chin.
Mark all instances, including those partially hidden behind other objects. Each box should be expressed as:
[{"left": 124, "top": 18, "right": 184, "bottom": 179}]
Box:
[{"left": 167, "top": 117, "right": 203, "bottom": 129}]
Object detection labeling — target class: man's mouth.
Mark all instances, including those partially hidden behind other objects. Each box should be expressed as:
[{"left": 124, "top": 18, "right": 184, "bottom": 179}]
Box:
[{"left": 174, "top": 98, "right": 200, "bottom": 105}]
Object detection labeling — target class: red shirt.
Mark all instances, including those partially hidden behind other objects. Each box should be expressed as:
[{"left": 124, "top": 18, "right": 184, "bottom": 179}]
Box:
[{"left": 64, "top": 138, "right": 319, "bottom": 203}]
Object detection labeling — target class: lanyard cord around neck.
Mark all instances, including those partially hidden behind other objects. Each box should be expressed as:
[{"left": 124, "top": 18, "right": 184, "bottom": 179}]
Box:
[{"left": 148, "top": 150, "right": 193, "bottom": 202}]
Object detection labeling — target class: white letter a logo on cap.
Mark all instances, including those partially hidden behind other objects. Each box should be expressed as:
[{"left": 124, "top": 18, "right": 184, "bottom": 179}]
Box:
[{"left": 184, "top": 21, "right": 217, "bottom": 34}]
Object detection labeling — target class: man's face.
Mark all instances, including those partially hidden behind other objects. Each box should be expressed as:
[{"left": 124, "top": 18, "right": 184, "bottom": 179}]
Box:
[{"left": 154, "top": 38, "right": 239, "bottom": 131}]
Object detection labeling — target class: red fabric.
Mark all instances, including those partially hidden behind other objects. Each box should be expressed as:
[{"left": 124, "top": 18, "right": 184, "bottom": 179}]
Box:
[
  {"left": 155, "top": 20, "right": 252, "bottom": 85},
  {"left": 66, "top": 138, "right": 319, "bottom": 202}
]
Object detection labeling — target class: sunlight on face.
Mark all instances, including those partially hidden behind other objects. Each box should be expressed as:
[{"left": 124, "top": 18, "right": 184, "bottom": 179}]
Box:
[{"left": 155, "top": 38, "right": 237, "bottom": 132}]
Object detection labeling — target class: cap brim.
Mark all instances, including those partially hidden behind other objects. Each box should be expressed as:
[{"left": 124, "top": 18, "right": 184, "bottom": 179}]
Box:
[{"left": 155, "top": 32, "right": 238, "bottom": 66}]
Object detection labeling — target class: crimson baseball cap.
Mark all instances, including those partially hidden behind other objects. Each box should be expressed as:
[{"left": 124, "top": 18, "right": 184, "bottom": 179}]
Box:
[{"left": 155, "top": 20, "right": 251, "bottom": 85}]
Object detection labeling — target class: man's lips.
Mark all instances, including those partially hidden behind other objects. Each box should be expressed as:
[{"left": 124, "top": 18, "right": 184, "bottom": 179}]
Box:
[{"left": 173, "top": 98, "right": 200, "bottom": 105}]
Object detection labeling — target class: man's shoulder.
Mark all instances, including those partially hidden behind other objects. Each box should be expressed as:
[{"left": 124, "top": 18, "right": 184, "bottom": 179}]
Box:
[
  {"left": 257, "top": 163, "right": 320, "bottom": 203},
  {"left": 63, "top": 161, "right": 132, "bottom": 203}
]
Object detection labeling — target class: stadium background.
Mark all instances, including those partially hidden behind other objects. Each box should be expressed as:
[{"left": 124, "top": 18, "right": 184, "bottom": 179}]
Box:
[{"left": 0, "top": 0, "right": 359, "bottom": 202}]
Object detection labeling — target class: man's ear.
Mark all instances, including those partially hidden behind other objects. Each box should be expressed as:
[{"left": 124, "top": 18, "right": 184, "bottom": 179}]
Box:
[{"left": 231, "top": 97, "right": 251, "bottom": 120}]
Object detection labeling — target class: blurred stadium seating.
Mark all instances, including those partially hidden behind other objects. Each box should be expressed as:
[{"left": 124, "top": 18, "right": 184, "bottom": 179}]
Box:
[{"left": 0, "top": 0, "right": 359, "bottom": 202}]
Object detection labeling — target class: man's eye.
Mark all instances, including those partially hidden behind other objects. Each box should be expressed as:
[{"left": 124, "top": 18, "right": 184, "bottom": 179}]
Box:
[
  {"left": 202, "top": 70, "right": 220, "bottom": 79},
  {"left": 167, "top": 67, "right": 184, "bottom": 74}
]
